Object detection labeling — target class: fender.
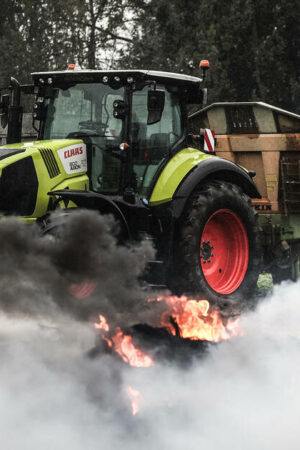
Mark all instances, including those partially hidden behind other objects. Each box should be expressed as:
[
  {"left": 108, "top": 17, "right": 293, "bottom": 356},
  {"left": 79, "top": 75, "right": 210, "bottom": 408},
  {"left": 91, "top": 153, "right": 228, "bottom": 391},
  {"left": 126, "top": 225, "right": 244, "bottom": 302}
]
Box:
[
  {"left": 172, "top": 157, "right": 261, "bottom": 219},
  {"left": 48, "top": 190, "right": 131, "bottom": 239}
]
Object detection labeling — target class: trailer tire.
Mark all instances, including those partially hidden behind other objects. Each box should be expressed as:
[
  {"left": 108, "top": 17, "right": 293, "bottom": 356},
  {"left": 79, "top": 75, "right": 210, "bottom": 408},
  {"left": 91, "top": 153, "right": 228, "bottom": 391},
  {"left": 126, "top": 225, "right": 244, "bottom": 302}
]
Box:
[{"left": 173, "top": 181, "right": 261, "bottom": 314}]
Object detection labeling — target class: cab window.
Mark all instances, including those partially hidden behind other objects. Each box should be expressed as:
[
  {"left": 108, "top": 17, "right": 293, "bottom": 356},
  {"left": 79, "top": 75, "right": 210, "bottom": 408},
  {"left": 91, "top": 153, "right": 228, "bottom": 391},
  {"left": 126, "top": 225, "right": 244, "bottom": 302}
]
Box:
[{"left": 131, "top": 86, "right": 182, "bottom": 197}]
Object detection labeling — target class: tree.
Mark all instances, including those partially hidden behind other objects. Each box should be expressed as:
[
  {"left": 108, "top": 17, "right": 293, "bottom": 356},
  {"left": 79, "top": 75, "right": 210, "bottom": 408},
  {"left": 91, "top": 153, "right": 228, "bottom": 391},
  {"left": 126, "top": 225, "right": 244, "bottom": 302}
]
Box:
[
  {"left": 0, "top": 0, "right": 135, "bottom": 85},
  {"left": 75, "top": 0, "right": 134, "bottom": 69},
  {"left": 251, "top": 0, "right": 300, "bottom": 111},
  {"left": 121, "top": 0, "right": 300, "bottom": 112},
  {"left": 0, "top": 0, "right": 299, "bottom": 112}
]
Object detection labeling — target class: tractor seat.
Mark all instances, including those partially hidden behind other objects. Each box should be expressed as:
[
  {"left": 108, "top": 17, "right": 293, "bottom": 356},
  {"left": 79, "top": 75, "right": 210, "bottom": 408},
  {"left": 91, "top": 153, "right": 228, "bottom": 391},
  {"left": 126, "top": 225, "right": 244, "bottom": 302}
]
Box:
[
  {"left": 146, "top": 133, "right": 170, "bottom": 160},
  {"left": 148, "top": 133, "right": 170, "bottom": 149}
]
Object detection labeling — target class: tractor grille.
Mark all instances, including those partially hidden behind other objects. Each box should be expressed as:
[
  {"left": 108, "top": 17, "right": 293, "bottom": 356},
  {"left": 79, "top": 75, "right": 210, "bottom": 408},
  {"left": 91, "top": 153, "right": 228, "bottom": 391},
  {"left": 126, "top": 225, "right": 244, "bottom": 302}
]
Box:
[{"left": 39, "top": 148, "right": 60, "bottom": 178}]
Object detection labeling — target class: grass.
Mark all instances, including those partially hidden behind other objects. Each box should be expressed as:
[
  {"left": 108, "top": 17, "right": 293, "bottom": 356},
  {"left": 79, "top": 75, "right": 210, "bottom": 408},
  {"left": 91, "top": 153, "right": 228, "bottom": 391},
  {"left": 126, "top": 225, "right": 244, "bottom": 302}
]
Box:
[{"left": 257, "top": 272, "right": 274, "bottom": 296}]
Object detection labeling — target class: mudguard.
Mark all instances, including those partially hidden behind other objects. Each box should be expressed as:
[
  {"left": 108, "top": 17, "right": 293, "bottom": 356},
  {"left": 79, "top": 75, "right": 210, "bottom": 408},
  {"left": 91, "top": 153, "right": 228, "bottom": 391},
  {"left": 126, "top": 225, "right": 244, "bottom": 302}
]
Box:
[
  {"left": 48, "top": 190, "right": 131, "bottom": 239},
  {"left": 172, "top": 157, "right": 261, "bottom": 219}
]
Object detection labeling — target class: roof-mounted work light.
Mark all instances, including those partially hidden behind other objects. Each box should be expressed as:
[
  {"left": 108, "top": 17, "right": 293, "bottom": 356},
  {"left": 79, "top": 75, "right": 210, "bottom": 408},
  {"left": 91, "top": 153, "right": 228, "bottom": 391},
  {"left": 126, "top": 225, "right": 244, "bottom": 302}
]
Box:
[{"left": 200, "top": 60, "right": 210, "bottom": 81}]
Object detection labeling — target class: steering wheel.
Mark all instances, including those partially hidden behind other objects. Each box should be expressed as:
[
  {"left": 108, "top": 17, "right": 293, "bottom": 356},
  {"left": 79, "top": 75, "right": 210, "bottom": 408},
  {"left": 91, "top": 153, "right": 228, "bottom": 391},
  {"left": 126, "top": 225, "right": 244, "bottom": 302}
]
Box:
[
  {"left": 66, "top": 131, "right": 104, "bottom": 157},
  {"left": 78, "top": 120, "right": 107, "bottom": 133},
  {"left": 66, "top": 131, "right": 99, "bottom": 139}
]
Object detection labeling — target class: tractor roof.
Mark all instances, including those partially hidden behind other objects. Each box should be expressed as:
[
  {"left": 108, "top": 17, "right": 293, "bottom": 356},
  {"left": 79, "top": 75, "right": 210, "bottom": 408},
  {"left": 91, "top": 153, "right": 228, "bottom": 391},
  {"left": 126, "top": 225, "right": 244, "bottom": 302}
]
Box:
[{"left": 31, "top": 69, "right": 201, "bottom": 88}]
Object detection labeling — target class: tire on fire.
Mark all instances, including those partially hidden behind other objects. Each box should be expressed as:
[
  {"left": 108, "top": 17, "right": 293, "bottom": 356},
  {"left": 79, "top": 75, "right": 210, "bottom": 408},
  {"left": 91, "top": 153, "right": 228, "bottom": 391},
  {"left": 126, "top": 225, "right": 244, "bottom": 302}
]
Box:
[{"left": 174, "top": 181, "right": 261, "bottom": 313}]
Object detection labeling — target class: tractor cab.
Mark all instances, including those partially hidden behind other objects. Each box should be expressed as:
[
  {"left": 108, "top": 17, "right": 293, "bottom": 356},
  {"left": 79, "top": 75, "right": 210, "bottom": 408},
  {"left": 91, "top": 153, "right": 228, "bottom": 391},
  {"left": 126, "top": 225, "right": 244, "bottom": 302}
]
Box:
[
  {"left": 1, "top": 68, "right": 206, "bottom": 202},
  {"left": 33, "top": 68, "right": 206, "bottom": 199}
]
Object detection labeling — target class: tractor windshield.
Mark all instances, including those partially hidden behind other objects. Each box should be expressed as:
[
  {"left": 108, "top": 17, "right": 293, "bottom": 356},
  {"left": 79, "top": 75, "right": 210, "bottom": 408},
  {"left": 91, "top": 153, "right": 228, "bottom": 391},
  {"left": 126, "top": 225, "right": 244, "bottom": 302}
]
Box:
[
  {"left": 41, "top": 80, "right": 183, "bottom": 197},
  {"left": 43, "top": 83, "right": 124, "bottom": 193}
]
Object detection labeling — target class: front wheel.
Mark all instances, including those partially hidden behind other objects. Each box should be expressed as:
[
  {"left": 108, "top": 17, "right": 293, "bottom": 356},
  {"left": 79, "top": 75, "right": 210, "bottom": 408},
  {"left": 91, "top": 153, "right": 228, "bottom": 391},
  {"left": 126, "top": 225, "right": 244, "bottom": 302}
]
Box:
[{"left": 173, "top": 181, "right": 261, "bottom": 313}]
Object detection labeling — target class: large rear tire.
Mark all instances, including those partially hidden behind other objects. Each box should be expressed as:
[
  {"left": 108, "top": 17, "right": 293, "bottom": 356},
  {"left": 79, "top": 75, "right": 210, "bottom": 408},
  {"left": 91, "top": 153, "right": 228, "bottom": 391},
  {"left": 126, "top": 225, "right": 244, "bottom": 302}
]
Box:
[{"left": 173, "top": 181, "right": 261, "bottom": 314}]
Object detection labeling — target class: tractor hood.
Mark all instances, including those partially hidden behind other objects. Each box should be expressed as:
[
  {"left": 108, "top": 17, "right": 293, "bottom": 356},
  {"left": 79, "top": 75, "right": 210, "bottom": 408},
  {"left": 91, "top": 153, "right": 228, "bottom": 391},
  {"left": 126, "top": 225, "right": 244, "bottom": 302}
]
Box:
[
  {"left": 0, "top": 139, "right": 87, "bottom": 176},
  {"left": 0, "top": 139, "right": 89, "bottom": 219}
]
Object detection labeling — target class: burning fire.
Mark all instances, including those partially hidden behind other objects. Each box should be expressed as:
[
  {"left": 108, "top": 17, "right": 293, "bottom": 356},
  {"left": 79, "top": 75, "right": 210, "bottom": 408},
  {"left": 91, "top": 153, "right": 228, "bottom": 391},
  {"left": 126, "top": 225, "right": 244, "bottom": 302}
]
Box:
[
  {"left": 94, "top": 296, "right": 241, "bottom": 416},
  {"left": 125, "top": 386, "right": 141, "bottom": 416},
  {"left": 95, "top": 315, "right": 154, "bottom": 368},
  {"left": 111, "top": 330, "right": 154, "bottom": 367},
  {"left": 95, "top": 296, "right": 241, "bottom": 367},
  {"left": 153, "top": 295, "right": 241, "bottom": 342}
]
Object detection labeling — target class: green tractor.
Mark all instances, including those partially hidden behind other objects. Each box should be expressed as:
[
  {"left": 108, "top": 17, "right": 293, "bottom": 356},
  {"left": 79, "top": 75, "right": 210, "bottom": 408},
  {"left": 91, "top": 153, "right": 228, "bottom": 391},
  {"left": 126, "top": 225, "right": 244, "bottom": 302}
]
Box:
[{"left": 0, "top": 63, "right": 262, "bottom": 308}]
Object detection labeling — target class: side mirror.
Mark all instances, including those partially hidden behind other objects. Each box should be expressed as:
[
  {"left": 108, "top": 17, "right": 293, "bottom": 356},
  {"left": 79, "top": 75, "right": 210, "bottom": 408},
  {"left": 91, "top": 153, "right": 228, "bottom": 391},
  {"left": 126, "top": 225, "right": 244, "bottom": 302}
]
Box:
[{"left": 147, "top": 89, "right": 165, "bottom": 125}]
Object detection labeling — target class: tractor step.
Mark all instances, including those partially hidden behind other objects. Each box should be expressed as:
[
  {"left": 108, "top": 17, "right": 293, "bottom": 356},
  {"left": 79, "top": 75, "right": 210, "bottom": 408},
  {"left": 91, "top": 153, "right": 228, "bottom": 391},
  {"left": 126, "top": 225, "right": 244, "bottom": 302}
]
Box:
[{"left": 143, "top": 260, "right": 166, "bottom": 286}]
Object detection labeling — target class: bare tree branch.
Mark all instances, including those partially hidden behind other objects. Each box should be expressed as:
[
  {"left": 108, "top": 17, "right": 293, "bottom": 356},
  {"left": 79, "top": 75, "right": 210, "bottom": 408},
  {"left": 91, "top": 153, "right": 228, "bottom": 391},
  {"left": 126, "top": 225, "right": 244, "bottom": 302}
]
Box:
[{"left": 95, "top": 26, "right": 133, "bottom": 43}]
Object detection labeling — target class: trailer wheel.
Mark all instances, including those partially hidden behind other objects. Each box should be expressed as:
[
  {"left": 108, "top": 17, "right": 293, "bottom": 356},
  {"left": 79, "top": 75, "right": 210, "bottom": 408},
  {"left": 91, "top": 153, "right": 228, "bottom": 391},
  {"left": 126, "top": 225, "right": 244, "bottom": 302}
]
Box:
[{"left": 174, "top": 181, "right": 261, "bottom": 313}]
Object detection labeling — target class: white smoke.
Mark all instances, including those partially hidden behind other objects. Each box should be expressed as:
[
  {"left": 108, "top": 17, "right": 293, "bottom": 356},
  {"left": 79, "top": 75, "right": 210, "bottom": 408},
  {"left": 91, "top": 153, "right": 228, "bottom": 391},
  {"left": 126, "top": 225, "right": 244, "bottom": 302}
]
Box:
[
  {"left": 125, "top": 281, "right": 300, "bottom": 450},
  {"left": 1, "top": 281, "right": 300, "bottom": 449}
]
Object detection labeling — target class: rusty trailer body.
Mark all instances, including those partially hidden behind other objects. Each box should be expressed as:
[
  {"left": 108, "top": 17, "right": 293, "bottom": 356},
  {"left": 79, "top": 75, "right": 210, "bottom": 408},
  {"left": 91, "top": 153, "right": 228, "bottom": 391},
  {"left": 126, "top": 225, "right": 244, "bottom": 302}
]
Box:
[{"left": 189, "top": 102, "right": 300, "bottom": 279}]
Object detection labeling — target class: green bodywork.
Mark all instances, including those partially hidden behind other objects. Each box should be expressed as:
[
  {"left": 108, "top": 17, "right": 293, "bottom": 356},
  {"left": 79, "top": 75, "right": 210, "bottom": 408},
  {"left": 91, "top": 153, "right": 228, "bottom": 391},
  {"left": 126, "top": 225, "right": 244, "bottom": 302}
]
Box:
[
  {"left": 0, "top": 140, "right": 215, "bottom": 219},
  {"left": 149, "top": 148, "right": 212, "bottom": 206},
  {"left": 0, "top": 139, "right": 89, "bottom": 220}
]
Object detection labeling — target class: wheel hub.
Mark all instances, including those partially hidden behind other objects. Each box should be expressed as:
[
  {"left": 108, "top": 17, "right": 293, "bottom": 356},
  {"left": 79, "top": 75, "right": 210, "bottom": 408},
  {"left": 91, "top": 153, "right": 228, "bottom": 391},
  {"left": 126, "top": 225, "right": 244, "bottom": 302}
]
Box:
[{"left": 200, "top": 241, "right": 215, "bottom": 263}]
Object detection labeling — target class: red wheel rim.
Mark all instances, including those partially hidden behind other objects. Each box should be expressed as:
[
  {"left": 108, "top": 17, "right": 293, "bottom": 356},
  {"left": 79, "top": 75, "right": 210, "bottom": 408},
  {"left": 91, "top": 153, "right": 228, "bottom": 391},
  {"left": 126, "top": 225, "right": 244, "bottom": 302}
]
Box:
[{"left": 200, "top": 209, "right": 249, "bottom": 295}]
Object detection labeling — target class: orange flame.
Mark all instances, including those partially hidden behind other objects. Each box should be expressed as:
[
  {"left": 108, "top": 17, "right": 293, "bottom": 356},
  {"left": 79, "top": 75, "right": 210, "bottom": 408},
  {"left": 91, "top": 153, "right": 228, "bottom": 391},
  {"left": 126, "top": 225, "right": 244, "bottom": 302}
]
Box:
[
  {"left": 111, "top": 330, "right": 154, "bottom": 367},
  {"left": 94, "top": 315, "right": 154, "bottom": 367},
  {"left": 155, "top": 295, "right": 241, "bottom": 342},
  {"left": 94, "top": 296, "right": 241, "bottom": 369},
  {"left": 125, "top": 386, "right": 141, "bottom": 416},
  {"left": 94, "top": 314, "right": 110, "bottom": 332}
]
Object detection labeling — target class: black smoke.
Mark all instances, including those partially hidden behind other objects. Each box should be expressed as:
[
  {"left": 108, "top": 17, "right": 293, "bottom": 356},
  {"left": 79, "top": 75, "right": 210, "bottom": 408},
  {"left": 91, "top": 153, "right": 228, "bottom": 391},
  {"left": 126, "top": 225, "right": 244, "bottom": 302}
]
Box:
[{"left": 0, "top": 210, "right": 155, "bottom": 326}]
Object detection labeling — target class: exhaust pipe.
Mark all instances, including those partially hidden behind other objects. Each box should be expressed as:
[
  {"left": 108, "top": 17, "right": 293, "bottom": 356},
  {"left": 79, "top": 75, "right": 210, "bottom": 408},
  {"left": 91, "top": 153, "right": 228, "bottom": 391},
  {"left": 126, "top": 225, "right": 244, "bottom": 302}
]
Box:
[{"left": 7, "top": 77, "right": 23, "bottom": 144}]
